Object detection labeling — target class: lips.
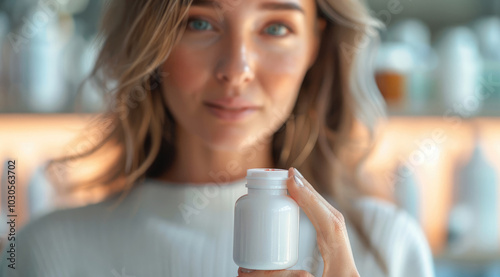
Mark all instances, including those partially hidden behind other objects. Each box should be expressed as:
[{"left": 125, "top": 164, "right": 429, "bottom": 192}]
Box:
[
  {"left": 205, "top": 100, "right": 260, "bottom": 121},
  {"left": 204, "top": 97, "right": 260, "bottom": 110},
  {"left": 205, "top": 102, "right": 254, "bottom": 110}
]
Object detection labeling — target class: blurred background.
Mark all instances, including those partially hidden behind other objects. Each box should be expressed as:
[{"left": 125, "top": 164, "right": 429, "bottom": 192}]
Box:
[{"left": 0, "top": 0, "right": 500, "bottom": 276}]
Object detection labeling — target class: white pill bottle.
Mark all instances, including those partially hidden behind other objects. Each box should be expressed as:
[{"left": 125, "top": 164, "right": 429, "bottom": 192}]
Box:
[{"left": 233, "top": 168, "right": 300, "bottom": 270}]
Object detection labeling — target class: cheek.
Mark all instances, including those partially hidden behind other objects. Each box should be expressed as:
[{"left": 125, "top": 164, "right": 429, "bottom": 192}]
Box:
[
  {"left": 258, "top": 40, "right": 310, "bottom": 94},
  {"left": 159, "top": 46, "right": 214, "bottom": 129},
  {"left": 259, "top": 39, "right": 311, "bottom": 75},
  {"left": 257, "top": 42, "right": 310, "bottom": 116},
  {"left": 161, "top": 46, "right": 211, "bottom": 98}
]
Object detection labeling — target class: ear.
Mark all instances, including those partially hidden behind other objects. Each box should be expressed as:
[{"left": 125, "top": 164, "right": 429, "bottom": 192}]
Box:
[{"left": 308, "top": 18, "right": 326, "bottom": 69}]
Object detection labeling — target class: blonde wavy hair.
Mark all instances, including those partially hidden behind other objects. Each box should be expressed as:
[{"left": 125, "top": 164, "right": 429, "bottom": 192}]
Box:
[{"left": 47, "top": 0, "right": 387, "bottom": 273}]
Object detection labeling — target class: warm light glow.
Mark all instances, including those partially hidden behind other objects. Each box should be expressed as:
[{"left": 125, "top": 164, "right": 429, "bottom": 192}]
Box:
[
  {"left": 362, "top": 117, "right": 500, "bottom": 254},
  {"left": 1, "top": 114, "right": 500, "bottom": 254}
]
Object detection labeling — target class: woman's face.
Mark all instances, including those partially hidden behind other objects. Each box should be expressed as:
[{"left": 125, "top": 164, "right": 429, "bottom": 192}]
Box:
[{"left": 161, "top": 0, "right": 323, "bottom": 151}]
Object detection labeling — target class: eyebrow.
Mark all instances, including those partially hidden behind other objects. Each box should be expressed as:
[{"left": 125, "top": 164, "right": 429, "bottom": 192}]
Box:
[
  {"left": 259, "top": 2, "right": 305, "bottom": 14},
  {"left": 190, "top": 0, "right": 305, "bottom": 15}
]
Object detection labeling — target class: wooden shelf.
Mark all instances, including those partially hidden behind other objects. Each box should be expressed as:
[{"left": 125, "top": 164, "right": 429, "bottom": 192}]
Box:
[{"left": 387, "top": 100, "right": 500, "bottom": 117}]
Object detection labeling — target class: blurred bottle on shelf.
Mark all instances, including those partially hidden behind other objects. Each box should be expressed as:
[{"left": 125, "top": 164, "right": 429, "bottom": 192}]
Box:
[
  {"left": 393, "top": 164, "right": 420, "bottom": 220},
  {"left": 22, "top": 12, "right": 75, "bottom": 113},
  {"left": 385, "top": 19, "right": 438, "bottom": 113},
  {"left": 0, "top": 0, "right": 102, "bottom": 113},
  {"left": 472, "top": 16, "right": 500, "bottom": 105},
  {"left": 0, "top": 12, "right": 10, "bottom": 112},
  {"left": 375, "top": 42, "right": 414, "bottom": 107},
  {"left": 447, "top": 126, "right": 499, "bottom": 255},
  {"left": 473, "top": 16, "right": 500, "bottom": 62},
  {"left": 435, "top": 27, "right": 484, "bottom": 117}
]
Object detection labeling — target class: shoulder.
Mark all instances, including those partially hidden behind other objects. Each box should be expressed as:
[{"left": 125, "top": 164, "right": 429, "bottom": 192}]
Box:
[
  {"left": 351, "top": 196, "right": 426, "bottom": 244},
  {"left": 0, "top": 208, "right": 73, "bottom": 276},
  {"left": 4, "top": 203, "right": 102, "bottom": 247},
  {"left": 0, "top": 199, "right": 128, "bottom": 277},
  {"left": 350, "top": 196, "right": 435, "bottom": 277},
  {"left": 15, "top": 199, "right": 112, "bottom": 237},
  {"left": 352, "top": 196, "right": 420, "bottom": 233}
]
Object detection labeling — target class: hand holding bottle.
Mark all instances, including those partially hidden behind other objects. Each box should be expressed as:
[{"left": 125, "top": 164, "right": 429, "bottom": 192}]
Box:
[{"left": 238, "top": 167, "right": 359, "bottom": 277}]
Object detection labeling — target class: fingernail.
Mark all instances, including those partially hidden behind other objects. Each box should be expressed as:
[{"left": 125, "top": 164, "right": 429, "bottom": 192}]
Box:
[
  {"left": 294, "top": 175, "right": 304, "bottom": 187},
  {"left": 240, "top": 268, "right": 254, "bottom": 273},
  {"left": 294, "top": 168, "right": 304, "bottom": 178}
]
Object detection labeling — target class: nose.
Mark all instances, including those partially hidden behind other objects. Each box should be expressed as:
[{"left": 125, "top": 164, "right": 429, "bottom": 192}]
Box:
[{"left": 215, "top": 34, "right": 255, "bottom": 89}]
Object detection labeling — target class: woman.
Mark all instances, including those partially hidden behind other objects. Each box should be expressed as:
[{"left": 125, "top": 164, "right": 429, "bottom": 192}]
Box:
[{"left": 0, "top": 0, "right": 434, "bottom": 276}]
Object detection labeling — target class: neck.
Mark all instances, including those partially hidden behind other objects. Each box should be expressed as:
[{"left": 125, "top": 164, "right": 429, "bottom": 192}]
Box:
[{"left": 157, "top": 128, "right": 276, "bottom": 185}]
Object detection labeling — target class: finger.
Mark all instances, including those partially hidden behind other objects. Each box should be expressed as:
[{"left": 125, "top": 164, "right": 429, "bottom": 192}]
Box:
[
  {"left": 286, "top": 167, "right": 347, "bottom": 238},
  {"left": 238, "top": 267, "right": 313, "bottom": 277},
  {"left": 286, "top": 167, "right": 354, "bottom": 263},
  {"left": 288, "top": 167, "right": 341, "bottom": 220}
]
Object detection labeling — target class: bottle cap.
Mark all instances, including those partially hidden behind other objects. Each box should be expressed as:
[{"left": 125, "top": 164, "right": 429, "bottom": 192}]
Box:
[{"left": 246, "top": 168, "right": 289, "bottom": 189}]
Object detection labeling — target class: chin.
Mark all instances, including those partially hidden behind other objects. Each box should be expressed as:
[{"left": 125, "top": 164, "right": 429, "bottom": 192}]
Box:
[
  {"left": 204, "top": 131, "right": 262, "bottom": 152},
  {"left": 206, "top": 137, "right": 251, "bottom": 152}
]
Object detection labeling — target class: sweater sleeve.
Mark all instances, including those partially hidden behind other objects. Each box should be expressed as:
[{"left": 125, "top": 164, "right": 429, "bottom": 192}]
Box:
[{"left": 354, "top": 197, "right": 435, "bottom": 277}]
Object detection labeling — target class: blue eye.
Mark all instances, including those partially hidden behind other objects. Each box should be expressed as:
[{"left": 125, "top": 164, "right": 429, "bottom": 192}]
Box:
[
  {"left": 188, "top": 19, "right": 213, "bottom": 31},
  {"left": 265, "top": 24, "right": 290, "bottom": 36}
]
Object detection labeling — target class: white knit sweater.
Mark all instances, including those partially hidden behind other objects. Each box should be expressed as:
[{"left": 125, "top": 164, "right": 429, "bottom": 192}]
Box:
[{"left": 0, "top": 178, "right": 435, "bottom": 277}]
